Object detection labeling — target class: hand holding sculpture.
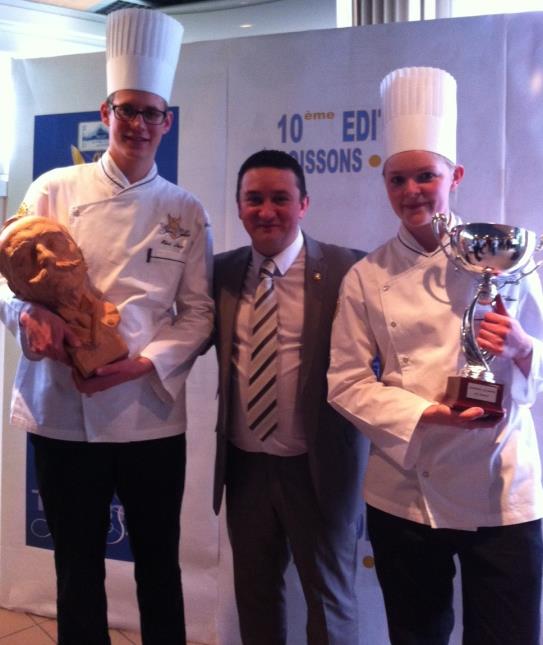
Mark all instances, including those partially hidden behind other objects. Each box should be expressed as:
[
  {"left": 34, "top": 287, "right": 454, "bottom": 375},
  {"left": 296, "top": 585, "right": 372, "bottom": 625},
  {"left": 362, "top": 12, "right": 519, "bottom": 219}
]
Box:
[{"left": 0, "top": 215, "right": 128, "bottom": 377}]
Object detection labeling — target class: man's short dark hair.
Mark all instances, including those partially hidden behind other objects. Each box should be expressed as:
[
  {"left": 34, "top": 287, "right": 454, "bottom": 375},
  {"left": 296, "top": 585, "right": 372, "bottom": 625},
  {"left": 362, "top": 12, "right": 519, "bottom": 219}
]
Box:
[{"left": 236, "top": 150, "right": 307, "bottom": 202}]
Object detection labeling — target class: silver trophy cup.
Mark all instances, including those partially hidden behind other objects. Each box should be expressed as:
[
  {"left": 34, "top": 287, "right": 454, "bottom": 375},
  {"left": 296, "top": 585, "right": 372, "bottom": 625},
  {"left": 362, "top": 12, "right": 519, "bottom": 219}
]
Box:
[{"left": 432, "top": 213, "right": 542, "bottom": 417}]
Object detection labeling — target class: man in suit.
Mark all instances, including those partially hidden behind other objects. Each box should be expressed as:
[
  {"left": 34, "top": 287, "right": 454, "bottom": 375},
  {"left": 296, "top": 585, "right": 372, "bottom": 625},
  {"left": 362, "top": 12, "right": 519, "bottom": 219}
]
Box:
[{"left": 213, "top": 149, "right": 368, "bottom": 645}]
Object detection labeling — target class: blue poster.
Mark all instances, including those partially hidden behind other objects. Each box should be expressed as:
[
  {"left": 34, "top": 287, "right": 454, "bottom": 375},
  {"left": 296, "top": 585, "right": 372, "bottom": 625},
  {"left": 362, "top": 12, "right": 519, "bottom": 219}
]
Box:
[
  {"left": 25, "top": 442, "right": 132, "bottom": 562},
  {"left": 25, "top": 107, "right": 180, "bottom": 562}
]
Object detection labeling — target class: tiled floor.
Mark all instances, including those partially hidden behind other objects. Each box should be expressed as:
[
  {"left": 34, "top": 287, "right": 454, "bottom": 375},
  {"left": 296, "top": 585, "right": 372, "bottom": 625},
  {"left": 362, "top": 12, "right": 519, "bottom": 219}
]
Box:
[
  {"left": 0, "top": 607, "right": 144, "bottom": 644},
  {"left": 0, "top": 607, "right": 203, "bottom": 644}
]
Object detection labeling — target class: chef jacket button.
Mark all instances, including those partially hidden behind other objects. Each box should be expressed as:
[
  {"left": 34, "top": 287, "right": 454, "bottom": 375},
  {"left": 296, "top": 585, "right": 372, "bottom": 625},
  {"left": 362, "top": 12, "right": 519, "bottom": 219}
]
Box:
[
  {"left": 71, "top": 208, "right": 80, "bottom": 217},
  {"left": 390, "top": 321, "right": 397, "bottom": 328},
  {"left": 402, "top": 356, "right": 409, "bottom": 364},
  {"left": 383, "top": 285, "right": 390, "bottom": 292},
  {"left": 422, "top": 471, "right": 429, "bottom": 478}
]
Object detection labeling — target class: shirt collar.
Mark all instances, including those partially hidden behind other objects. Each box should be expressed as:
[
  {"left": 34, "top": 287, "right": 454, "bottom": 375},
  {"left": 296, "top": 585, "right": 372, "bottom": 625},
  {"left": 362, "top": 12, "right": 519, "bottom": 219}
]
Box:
[{"left": 251, "top": 228, "right": 304, "bottom": 276}]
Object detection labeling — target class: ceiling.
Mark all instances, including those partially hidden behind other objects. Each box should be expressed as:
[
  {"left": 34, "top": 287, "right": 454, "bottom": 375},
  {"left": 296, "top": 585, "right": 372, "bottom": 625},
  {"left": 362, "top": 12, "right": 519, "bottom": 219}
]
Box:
[
  {"left": 0, "top": 0, "right": 336, "bottom": 59},
  {"left": 21, "top": 0, "right": 276, "bottom": 16}
]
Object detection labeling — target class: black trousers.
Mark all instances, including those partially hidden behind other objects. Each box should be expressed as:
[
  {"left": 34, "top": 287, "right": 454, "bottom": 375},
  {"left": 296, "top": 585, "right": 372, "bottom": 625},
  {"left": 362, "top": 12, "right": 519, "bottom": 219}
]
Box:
[
  {"left": 31, "top": 433, "right": 187, "bottom": 645},
  {"left": 367, "top": 505, "right": 543, "bottom": 645}
]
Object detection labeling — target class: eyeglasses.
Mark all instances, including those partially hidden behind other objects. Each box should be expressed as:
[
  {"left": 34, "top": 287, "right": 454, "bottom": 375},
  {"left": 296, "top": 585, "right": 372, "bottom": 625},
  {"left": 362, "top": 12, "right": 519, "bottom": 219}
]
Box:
[{"left": 109, "top": 103, "right": 168, "bottom": 125}]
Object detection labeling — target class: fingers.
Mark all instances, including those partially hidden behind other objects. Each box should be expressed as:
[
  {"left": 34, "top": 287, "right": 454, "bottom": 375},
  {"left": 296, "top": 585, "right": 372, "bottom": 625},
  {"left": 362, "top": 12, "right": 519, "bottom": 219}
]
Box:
[
  {"left": 20, "top": 317, "right": 66, "bottom": 362},
  {"left": 480, "top": 315, "right": 511, "bottom": 335},
  {"left": 457, "top": 406, "right": 504, "bottom": 427},
  {"left": 73, "top": 370, "right": 131, "bottom": 395},
  {"left": 457, "top": 406, "right": 486, "bottom": 421},
  {"left": 421, "top": 402, "right": 500, "bottom": 427},
  {"left": 478, "top": 308, "right": 531, "bottom": 362},
  {"left": 477, "top": 328, "right": 504, "bottom": 353},
  {"left": 73, "top": 357, "right": 153, "bottom": 394},
  {"left": 477, "top": 311, "right": 511, "bottom": 356},
  {"left": 72, "top": 368, "right": 120, "bottom": 395},
  {"left": 94, "top": 362, "right": 125, "bottom": 377},
  {"left": 479, "top": 296, "right": 511, "bottom": 342},
  {"left": 95, "top": 356, "right": 153, "bottom": 379},
  {"left": 19, "top": 304, "right": 81, "bottom": 363}
]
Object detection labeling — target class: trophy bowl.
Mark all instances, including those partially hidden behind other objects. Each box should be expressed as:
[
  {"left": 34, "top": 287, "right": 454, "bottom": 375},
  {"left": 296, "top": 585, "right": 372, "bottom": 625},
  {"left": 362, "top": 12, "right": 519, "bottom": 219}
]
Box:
[{"left": 447, "top": 222, "right": 538, "bottom": 276}]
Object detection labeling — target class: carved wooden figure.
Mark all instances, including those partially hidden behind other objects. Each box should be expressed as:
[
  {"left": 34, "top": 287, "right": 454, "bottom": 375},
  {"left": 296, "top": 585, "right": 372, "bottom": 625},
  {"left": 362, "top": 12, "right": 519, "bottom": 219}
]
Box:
[{"left": 0, "top": 215, "right": 128, "bottom": 377}]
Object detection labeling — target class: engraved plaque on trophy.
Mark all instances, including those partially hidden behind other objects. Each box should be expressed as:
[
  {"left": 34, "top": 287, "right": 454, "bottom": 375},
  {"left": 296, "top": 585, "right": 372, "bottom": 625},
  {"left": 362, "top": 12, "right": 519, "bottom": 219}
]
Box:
[{"left": 432, "top": 214, "right": 542, "bottom": 419}]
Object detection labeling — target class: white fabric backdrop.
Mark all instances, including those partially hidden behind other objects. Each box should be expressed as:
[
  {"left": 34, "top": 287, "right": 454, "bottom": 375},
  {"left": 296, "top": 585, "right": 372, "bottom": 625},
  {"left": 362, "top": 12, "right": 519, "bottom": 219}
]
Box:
[{"left": 2, "top": 12, "right": 543, "bottom": 644}]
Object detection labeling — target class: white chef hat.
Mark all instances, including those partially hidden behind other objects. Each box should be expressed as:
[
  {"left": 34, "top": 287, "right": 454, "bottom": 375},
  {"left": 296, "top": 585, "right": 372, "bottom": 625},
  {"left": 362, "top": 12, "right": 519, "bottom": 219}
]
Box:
[
  {"left": 380, "top": 66, "right": 457, "bottom": 163},
  {"left": 106, "top": 8, "right": 183, "bottom": 103}
]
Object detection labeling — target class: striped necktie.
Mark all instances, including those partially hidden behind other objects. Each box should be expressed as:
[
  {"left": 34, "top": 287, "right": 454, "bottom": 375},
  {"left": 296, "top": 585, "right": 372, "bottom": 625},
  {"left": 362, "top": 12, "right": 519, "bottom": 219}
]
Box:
[{"left": 247, "top": 258, "right": 278, "bottom": 441}]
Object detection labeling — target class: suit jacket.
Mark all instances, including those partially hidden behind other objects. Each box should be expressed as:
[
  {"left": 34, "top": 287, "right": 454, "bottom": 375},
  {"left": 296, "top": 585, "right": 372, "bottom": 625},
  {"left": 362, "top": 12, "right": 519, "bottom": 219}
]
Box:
[{"left": 213, "top": 233, "right": 368, "bottom": 524}]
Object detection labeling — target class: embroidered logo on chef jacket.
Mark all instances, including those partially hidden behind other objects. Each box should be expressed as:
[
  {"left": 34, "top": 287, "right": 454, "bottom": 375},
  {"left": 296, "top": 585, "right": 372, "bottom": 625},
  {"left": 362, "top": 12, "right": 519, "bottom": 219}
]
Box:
[
  {"left": 147, "top": 213, "right": 191, "bottom": 264},
  {"left": 160, "top": 214, "right": 190, "bottom": 241}
]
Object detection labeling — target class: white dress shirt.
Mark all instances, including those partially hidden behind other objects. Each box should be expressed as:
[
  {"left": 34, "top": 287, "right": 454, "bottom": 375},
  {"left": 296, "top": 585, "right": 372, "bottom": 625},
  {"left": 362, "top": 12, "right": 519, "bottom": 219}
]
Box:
[
  {"left": 0, "top": 151, "right": 214, "bottom": 442},
  {"left": 328, "top": 217, "right": 543, "bottom": 529},
  {"left": 230, "top": 229, "right": 307, "bottom": 456}
]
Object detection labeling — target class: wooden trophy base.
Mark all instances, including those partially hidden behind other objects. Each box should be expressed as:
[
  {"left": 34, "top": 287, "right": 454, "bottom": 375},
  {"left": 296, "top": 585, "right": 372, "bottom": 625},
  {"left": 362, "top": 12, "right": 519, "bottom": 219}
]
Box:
[{"left": 442, "top": 375, "right": 505, "bottom": 420}]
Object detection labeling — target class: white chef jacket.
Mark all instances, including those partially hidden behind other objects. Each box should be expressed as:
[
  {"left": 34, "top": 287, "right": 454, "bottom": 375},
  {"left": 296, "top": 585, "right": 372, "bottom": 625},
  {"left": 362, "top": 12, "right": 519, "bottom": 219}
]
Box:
[
  {"left": 0, "top": 151, "right": 214, "bottom": 442},
  {"left": 328, "top": 217, "right": 543, "bottom": 530}
]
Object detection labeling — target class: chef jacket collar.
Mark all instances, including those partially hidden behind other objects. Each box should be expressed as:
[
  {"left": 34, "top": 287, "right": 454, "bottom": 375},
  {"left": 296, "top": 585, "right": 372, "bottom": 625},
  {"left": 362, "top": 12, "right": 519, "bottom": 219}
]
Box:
[
  {"left": 397, "top": 212, "right": 460, "bottom": 257},
  {"left": 99, "top": 150, "right": 158, "bottom": 192}
]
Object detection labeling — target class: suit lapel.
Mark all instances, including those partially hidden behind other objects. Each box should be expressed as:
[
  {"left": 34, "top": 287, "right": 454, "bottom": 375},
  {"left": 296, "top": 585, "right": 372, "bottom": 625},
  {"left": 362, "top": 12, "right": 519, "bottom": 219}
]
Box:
[
  {"left": 300, "top": 234, "right": 325, "bottom": 395},
  {"left": 218, "top": 248, "right": 251, "bottom": 396}
]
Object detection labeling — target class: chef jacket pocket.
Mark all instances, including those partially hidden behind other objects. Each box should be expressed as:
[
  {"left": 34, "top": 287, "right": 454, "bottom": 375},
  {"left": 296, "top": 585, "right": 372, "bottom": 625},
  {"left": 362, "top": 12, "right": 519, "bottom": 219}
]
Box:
[
  {"left": 146, "top": 245, "right": 187, "bottom": 265},
  {"left": 142, "top": 245, "right": 186, "bottom": 305}
]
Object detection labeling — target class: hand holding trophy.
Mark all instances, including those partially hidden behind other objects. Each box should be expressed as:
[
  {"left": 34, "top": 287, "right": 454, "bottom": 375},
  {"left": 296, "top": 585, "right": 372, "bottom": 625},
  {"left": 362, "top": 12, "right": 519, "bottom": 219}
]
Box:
[
  {"left": 432, "top": 214, "right": 542, "bottom": 418},
  {"left": 0, "top": 215, "right": 128, "bottom": 378}
]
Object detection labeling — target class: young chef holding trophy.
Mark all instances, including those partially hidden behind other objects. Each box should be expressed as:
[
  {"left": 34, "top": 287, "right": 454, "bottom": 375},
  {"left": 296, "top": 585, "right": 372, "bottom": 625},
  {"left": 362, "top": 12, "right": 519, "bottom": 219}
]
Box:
[{"left": 328, "top": 66, "right": 543, "bottom": 644}]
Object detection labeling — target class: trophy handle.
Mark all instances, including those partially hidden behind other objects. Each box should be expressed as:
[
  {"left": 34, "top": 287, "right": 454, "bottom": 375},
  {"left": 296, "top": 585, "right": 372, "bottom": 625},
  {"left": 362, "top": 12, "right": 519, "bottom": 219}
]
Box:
[
  {"left": 432, "top": 212, "right": 468, "bottom": 271},
  {"left": 432, "top": 213, "right": 455, "bottom": 261},
  {"left": 521, "top": 234, "right": 543, "bottom": 276},
  {"left": 501, "top": 234, "right": 543, "bottom": 284}
]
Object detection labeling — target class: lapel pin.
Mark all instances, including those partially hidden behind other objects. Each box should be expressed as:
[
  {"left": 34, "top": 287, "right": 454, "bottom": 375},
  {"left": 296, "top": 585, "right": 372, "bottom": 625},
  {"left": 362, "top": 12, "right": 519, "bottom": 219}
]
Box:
[{"left": 312, "top": 271, "right": 322, "bottom": 282}]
